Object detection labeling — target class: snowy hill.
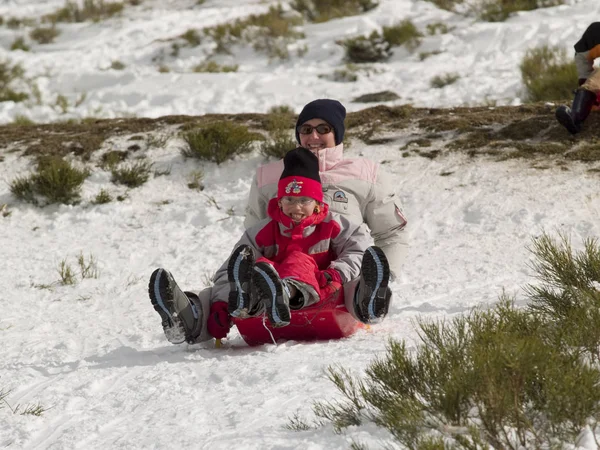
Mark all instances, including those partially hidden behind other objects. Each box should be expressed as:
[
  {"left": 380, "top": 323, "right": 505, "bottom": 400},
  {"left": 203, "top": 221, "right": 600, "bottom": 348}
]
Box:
[
  {"left": 2, "top": 1, "right": 600, "bottom": 449},
  {"left": 0, "top": 0, "right": 596, "bottom": 124}
]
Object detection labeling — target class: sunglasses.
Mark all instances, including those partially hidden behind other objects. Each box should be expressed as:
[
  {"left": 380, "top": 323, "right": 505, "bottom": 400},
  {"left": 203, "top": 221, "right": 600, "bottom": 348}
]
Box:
[
  {"left": 297, "top": 123, "right": 333, "bottom": 135},
  {"left": 280, "top": 196, "right": 316, "bottom": 206}
]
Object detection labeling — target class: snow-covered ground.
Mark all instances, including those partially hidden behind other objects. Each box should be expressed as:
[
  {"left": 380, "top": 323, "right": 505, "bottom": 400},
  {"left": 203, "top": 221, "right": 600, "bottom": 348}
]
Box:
[
  {"left": 1, "top": 1, "right": 600, "bottom": 449},
  {"left": 0, "top": 0, "right": 597, "bottom": 123}
]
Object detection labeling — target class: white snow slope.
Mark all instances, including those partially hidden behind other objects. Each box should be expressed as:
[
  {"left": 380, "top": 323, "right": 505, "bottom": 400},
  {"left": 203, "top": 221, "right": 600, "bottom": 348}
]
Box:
[{"left": 1, "top": 0, "right": 600, "bottom": 449}]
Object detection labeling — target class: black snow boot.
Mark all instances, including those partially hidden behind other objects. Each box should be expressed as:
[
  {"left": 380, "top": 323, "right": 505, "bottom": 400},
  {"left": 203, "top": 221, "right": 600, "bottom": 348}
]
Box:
[
  {"left": 353, "top": 246, "right": 391, "bottom": 324},
  {"left": 227, "top": 245, "right": 263, "bottom": 318},
  {"left": 149, "top": 268, "right": 202, "bottom": 344},
  {"left": 555, "top": 89, "right": 596, "bottom": 135},
  {"left": 253, "top": 262, "right": 290, "bottom": 328}
]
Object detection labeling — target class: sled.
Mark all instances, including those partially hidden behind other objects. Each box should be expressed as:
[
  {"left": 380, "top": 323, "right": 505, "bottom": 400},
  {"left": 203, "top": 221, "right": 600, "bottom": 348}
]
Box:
[{"left": 232, "top": 291, "right": 363, "bottom": 346}]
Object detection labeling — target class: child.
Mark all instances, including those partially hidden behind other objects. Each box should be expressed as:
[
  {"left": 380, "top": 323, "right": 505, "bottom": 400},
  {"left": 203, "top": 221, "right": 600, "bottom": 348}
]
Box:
[{"left": 149, "top": 148, "right": 391, "bottom": 341}]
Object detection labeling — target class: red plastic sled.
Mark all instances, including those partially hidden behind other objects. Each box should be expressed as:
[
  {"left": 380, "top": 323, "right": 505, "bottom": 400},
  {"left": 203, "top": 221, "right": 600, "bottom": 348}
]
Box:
[{"left": 232, "top": 291, "right": 363, "bottom": 346}]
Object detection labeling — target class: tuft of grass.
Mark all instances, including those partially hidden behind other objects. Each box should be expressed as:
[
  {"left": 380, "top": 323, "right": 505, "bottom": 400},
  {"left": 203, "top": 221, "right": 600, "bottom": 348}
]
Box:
[
  {"left": 45, "top": 0, "right": 125, "bottom": 23},
  {"left": 477, "top": 0, "right": 564, "bottom": 22},
  {"left": 565, "top": 142, "right": 600, "bottom": 162},
  {"left": 259, "top": 131, "right": 297, "bottom": 160},
  {"left": 146, "top": 133, "right": 169, "bottom": 149},
  {"left": 203, "top": 5, "right": 304, "bottom": 60},
  {"left": 0, "top": 204, "right": 11, "bottom": 218},
  {"left": 181, "top": 122, "right": 262, "bottom": 164},
  {"left": 426, "top": 22, "right": 453, "bottom": 35},
  {"left": 77, "top": 252, "right": 99, "bottom": 279},
  {"left": 180, "top": 29, "right": 202, "bottom": 47},
  {"left": 422, "top": 0, "right": 463, "bottom": 11},
  {"left": 29, "top": 26, "right": 60, "bottom": 44},
  {"left": 12, "top": 114, "right": 34, "bottom": 125},
  {"left": 419, "top": 50, "right": 442, "bottom": 61},
  {"left": 1, "top": 389, "right": 51, "bottom": 416},
  {"left": 110, "top": 60, "right": 126, "bottom": 70},
  {"left": 6, "top": 17, "right": 37, "bottom": 29},
  {"left": 100, "top": 150, "right": 128, "bottom": 169},
  {"left": 10, "top": 157, "right": 89, "bottom": 205},
  {"left": 111, "top": 159, "right": 152, "bottom": 188},
  {"left": 339, "top": 31, "right": 392, "bottom": 63},
  {"left": 430, "top": 72, "right": 460, "bottom": 88},
  {"left": 58, "top": 258, "right": 77, "bottom": 285},
  {"left": 319, "top": 67, "right": 358, "bottom": 83},
  {"left": 93, "top": 188, "right": 112, "bottom": 204},
  {"left": 268, "top": 104, "right": 294, "bottom": 115},
  {"left": 187, "top": 169, "right": 205, "bottom": 191},
  {"left": 10, "top": 37, "right": 30, "bottom": 51},
  {"left": 382, "top": 20, "right": 422, "bottom": 51},
  {"left": 0, "top": 59, "right": 29, "bottom": 103},
  {"left": 520, "top": 45, "right": 577, "bottom": 102},
  {"left": 352, "top": 90, "right": 399, "bottom": 103},
  {"left": 192, "top": 61, "right": 238, "bottom": 73},
  {"left": 264, "top": 110, "right": 295, "bottom": 132},
  {"left": 290, "top": 0, "right": 379, "bottom": 23}
]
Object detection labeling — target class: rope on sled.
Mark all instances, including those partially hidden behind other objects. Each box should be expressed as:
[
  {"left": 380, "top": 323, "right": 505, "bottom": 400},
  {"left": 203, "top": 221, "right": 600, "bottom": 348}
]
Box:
[{"left": 262, "top": 314, "right": 278, "bottom": 345}]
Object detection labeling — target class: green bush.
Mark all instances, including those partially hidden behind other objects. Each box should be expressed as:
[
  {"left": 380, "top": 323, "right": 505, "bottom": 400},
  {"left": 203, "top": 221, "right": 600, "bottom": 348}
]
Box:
[
  {"left": 110, "top": 60, "right": 126, "bottom": 70},
  {"left": 352, "top": 90, "right": 399, "bottom": 103},
  {"left": 426, "top": 22, "right": 452, "bottom": 35},
  {"left": 422, "top": 0, "right": 464, "bottom": 11},
  {"left": 181, "top": 122, "right": 262, "bottom": 164},
  {"left": 267, "top": 104, "right": 294, "bottom": 115},
  {"left": 203, "top": 5, "right": 304, "bottom": 60},
  {"left": 10, "top": 157, "right": 89, "bottom": 205},
  {"left": 45, "top": 0, "right": 125, "bottom": 23},
  {"left": 180, "top": 29, "right": 201, "bottom": 47},
  {"left": 99, "top": 150, "right": 128, "bottom": 169},
  {"left": 259, "top": 131, "right": 297, "bottom": 160},
  {"left": 526, "top": 233, "right": 600, "bottom": 362},
  {"left": 192, "top": 61, "right": 238, "bottom": 73},
  {"left": 0, "top": 59, "right": 29, "bottom": 103},
  {"left": 111, "top": 160, "right": 152, "bottom": 188},
  {"left": 520, "top": 45, "right": 577, "bottom": 102},
  {"left": 292, "top": 232, "right": 600, "bottom": 448},
  {"left": 382, "top": 20, "right": 422, "bottom": 51},
  {"left": 12, "top": 114, "right": 34, "bottom": 125},
  {"left": 29, "top": 26, "right": 60, "bottom": 44},
  {"left": 290, "top": 0, "right": 378, "bottom": 23},
  {"left": 319, "top": 67, "right": 359, "bottom": 82},
  {"left": 430, "top": 72, "right": 460, "bottom": 88},
  {"left": 10, "top": 37, "right": 30, "bottom": 51},
  {"left": 477, "top": 0, "right": 564, "bottom": 22},
  {"left": 93, "top": 188, "right": 112, "bottom": 204},
  {"left": 339, "top": 31, "right": 392, "bottom": 63}
]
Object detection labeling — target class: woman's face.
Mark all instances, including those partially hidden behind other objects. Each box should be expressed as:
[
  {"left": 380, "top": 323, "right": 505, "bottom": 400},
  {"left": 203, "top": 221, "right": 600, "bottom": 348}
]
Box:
[
  {"left": 298, "top": 118, "right": 336, "bottom": 152},
  {"left": 278, "top": 196, "right": 317, "bottom": 223}
]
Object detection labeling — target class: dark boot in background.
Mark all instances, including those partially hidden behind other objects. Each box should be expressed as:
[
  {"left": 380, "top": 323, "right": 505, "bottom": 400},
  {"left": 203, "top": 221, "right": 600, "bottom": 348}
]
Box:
[{"left": 555, "top": 89, "right": 596, "bottom": 134}]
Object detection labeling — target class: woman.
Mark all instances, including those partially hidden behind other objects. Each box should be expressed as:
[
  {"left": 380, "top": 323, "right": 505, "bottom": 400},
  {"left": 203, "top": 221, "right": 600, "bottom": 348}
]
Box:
[{"left": 148, "top": 99, "right": 407, "bottom": 345}]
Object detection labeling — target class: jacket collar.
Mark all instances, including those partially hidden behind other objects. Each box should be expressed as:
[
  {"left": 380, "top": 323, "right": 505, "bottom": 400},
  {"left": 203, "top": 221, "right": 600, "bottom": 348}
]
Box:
[
  {"left": 314, "top": 143, "right": 343, "bottom": 171},
  {"left": 267, "top": 198, "right": 329, "bottom": 239}
]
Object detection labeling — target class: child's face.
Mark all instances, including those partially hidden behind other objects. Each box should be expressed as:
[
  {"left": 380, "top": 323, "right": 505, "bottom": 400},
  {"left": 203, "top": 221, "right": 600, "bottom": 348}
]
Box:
[{"left": 279, "top": 196, "right": 317, "bottom": 223}]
